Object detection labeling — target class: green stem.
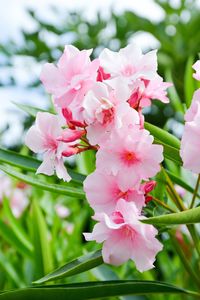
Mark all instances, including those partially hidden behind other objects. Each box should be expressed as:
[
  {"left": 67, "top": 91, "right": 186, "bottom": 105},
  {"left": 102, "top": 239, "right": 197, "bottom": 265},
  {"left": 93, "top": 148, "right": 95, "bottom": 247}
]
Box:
[
  {"left": 162, "top": 167, "right": 186, "bottom": 211},
  {"left": 163, "top": 167, "right": 200, "bottom": 260},
  {"left": 151, "top": 196, "right": 176, "bottom": 213},
  {"left": 170, "top": 233, "right": 200, "bottom": 288},
  {"left": 187, "top": 225, "right": 200, "bottom": 258},
  {"left": 190, "top": 174, "right": 200, "bottom": 209}
]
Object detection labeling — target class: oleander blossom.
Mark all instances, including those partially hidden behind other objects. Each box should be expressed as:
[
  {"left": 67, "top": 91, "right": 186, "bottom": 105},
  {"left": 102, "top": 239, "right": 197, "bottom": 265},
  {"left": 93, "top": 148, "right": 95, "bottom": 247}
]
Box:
[
  {"left": 83, "top": 81, "right": 139, "bottom": 145},
  {"left": 128, "top": 76, "right": 172, "bottom": 109},
  {"left": 99, "top": 43, "right": 158, "bottom": 85},
  {"left": 96, "top": 125, "right": 163, "bottom": 184},
  {"left": 25, "top": 112, "right": 71, "bottom": 181},
  {"left": 180, "top": 64, "right": 200, "bottom": 173},
  {"left": 40, "top": 45, "right": 99, "bottom": 114},
  {"left": 180, "top": 98, "right": 200, "bottom": 173},
  {"left": 0, "top": 175, "right": 29, "bottom": 218},
  {"left": 84, "top": 170, "right": 145, "bottom": 214},
  {"left": 84, "top": 199, "right": 163, "bottom": 272}
]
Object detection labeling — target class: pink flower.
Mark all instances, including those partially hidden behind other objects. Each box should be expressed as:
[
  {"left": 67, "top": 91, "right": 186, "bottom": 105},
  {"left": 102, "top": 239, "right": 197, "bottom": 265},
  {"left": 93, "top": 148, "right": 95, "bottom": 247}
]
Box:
[
  {"left": 193, "top": 60, "right": 200, "bottom": 81},
  {"left": 10, "top": 189, "right": 29, "bottom": 218},
  {"left": 25, "top": 112, "right": 71, "bottom": 181},
  {"left": 84, "top": 199, "right": 163, "bottom": 272},
  {"left": 96, "top": 126, "right": 163, "bottom": 184},
  {"left": 0, "top": 175, "right": 29, "bottom": 218},
  {"left": 99, "top": 43, "right": 157, "bottom": 87},
  {"left": 180, "top": 103, "right": 200, "bottom": 173},
  {"left": 83, "top": 82, "right": 139, "bottom": 145},
  {"left": 180, "top": 88, "right": 200, "bottom": 173},
  {"left": 40, "top": 45, "right": 99, "bottom": 110},
  {"left": 129, "top": 76, "right": 172, "bottom": 109},
  {"left": 55, "top": 204, "right": 70, "bottom": 218},
  {"left": 184, "top": 89, "right": 200, "bottom": 122},
  {"left": 0, "top": 175, "right": 11, "bottom": 201},
  {"left": 84, "top": 170, "right": 145, "bottom": 214}
]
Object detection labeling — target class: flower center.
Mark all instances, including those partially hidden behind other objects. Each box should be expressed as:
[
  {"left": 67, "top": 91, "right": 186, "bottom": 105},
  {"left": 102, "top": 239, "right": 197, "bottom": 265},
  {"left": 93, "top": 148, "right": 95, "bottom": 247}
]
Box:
[
  {"left": 121, "top": 150, "right": 140, "bottom": 166},
  {"left": 111, "top": 211, "right": 124, "bottom": 224},
  {"left": 122, "top": 64, "right": 135, "bottom": 77},
  {"left": 102, "top": 107, "right": 115, "bottom": 125}
]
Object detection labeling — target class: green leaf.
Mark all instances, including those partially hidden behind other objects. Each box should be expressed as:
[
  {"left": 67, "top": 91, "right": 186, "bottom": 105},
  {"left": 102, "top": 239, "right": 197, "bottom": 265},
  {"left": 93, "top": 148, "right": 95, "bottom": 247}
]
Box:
[
  {"left": 166, "top": 170, "right": 200, "bottom": 198},
  {"left": 165, "top": 69, "right": 184, "bottom": 113},
  {"left": 144, "top": 122, "right": 180, "bottom": 150},
  {"left": 154, "top": 139, "right": 182, "bottom": 165},
  {"left": 184, "top": 56, "right": 195, "bottom": 108},
  {"left": 13, "top": 102, "right": 51, "bottom": 118},
  {"left": 153, "top": 169, "right": 166, "bottom": 200},
  {"left": 0, "top": 252, "right": 24, "bottom": 288},
  {"left": 3, "top": 198, "right": 33, "bottom": 253},
  {"left": 31, "top": 198, "right": 54, "bottom": 278},
  {"left": 0, "top": 220, "right": 32, "bottom": 257},
  {"left": 0, "top": 165, "right": 85, "bottom": 199},
  {"left": 77, "top": 150, "right": 96, "bottom": 176},
  {"left": 0, "top": 148, "right": 85, "bottom": 184},
  {"left": 0, "top": 281, "right": 198, "bottom": 299},
  {"left": 34, "top": 250, "right": 103, "bottom": 284},
  {"left": 142, "top": 206, "right": 200, "bottom": 225},
  {"left": 144, "top": 122, "right": 182, "bottom": 165}
]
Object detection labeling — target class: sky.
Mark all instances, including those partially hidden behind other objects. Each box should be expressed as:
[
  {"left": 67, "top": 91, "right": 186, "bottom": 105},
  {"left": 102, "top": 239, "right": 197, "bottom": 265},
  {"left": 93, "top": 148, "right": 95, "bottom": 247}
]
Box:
[{"left": 0, "top": 0, "right": 181, "bottom": 146}]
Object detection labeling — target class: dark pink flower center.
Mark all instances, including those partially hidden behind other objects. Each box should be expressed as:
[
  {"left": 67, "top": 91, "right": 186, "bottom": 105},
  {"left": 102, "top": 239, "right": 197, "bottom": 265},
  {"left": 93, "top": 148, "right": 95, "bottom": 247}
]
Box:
[
  {"left": 102, "top": 107, "right": 115, "bottom": 125},
  {"left": 111, "top": 211, "right": 124, "bottom": 224},
  {"left": 43, "top": 135, "right": 58, "bottom": 151},
  {"left": 120, "top": 150, "right": 140, "bottom": 166}
]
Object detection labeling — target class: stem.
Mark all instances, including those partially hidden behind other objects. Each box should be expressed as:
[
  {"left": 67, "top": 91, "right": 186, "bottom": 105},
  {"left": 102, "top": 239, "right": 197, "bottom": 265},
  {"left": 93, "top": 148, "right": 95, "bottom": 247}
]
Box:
[
  {"left": 190, "top": 174, "right": 200, "bottom": 209},
  {"left": 151, "top": 196, "right": 176, "bottom": 213},
  {"left": 163, "top": 167, "right": 200, "bottom": 260},
  {"left": 187, "top": 225, "right": 200, "bottom": 258},
  {"left": 162, "top": 167, "right": 186, "bottom": 211},
  {"left": 170, "top": 233, "right": 200, "bottom": 288}
]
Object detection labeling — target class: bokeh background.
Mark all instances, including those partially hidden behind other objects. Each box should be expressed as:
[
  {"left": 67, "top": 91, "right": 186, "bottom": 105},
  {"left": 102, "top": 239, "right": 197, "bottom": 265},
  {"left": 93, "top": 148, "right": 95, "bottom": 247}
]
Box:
[{"left": 1, "top": 0, "right": 200, "bottom": 150}]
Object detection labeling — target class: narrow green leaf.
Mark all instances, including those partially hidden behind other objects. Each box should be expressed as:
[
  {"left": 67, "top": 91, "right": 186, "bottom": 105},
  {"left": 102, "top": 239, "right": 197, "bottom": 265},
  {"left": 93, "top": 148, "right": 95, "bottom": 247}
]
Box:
[
  {"left": 184, "top": 56, "right": 195, "bottom": 108},
  {"left": 31, "top": 199, "right": 54, "bottom": 278},
  {"left": 144, "top": 122, "right": 180, "bottom": 150},
  {"left": 154, "top": 139, "right": 182, "bottom": 165},
  {"left": 165, "top": 69, "right": 184, "bottom": 113},
  {"left": 3, "top": 198, "right": 33, "bottom": 253},
  {"left": 13, "top": 102, "right": 50, "bottom": 118},
  {"left": 166, "top": 170, "right": 200, "bottom": 197},
  {"left": 0, "top": 165, "right": 85, "bottom": 198},
  {"left": 34, "top": 250, "right": 103, "bottom": 284},
  {"left": 0, "top": 220, "right": 32, "bottom": 257},
  {"left": 153, "top": 169, "right": 166, "bottom": 200},
  {"left": 0, "top": 252, "right": 24, "bottom": 288},
  {"left": 0, "top": 281, "right": 198, "bottom": 299},
  {"left": 0, "top": 148, "right": 85, "bottom": 184},
  {"left": 142, "top": 206, "right": 200, "bottom": 225}
]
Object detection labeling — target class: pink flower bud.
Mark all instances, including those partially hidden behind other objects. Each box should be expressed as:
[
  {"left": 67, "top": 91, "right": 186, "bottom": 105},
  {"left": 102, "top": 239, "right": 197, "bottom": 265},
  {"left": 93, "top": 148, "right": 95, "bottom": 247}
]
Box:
[
  {"left": 145, "top": 195, "right": 153, "bottom": 204},
  {"left": 142, "top": 181, "right": 157, "bottom": 194},
  {"left": 62, "top": 147, "right": 79, "bottom": 157},
  {"left": 57, "top": 129, "right": 85, "bottom": 143},
  {"left": 97, "top": 66, "right": 111, "bottom": 82}
]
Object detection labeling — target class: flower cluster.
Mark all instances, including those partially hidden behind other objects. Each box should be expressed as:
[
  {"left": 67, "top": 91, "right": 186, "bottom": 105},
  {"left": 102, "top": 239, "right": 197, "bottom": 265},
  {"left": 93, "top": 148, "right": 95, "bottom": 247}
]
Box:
[
  {"left": 25, "top": 44, "right": 172, "bottom": 272},
  {"left": 181, "top": 60, "right": 200, "bottom": 173}
]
